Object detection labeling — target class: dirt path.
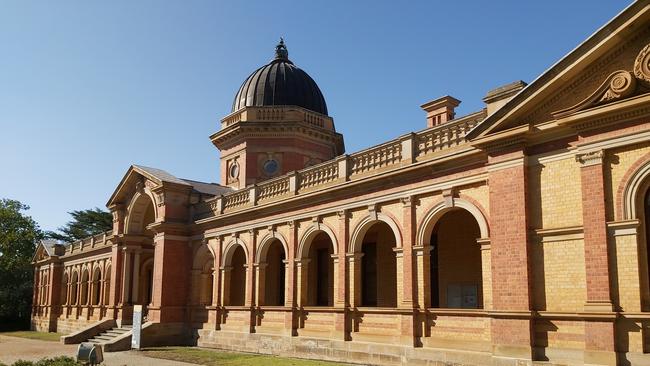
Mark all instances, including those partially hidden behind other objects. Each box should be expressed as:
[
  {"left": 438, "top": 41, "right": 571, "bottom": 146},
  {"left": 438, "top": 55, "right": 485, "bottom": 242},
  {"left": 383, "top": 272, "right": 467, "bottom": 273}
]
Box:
[{"left": 0, "top": 335, "right": 196, "bottom": 365}]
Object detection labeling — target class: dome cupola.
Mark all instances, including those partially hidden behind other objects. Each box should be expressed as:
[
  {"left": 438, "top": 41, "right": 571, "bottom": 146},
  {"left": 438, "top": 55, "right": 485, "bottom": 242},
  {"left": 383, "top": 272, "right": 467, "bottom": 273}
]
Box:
[{"left": 231, "top": 38, "right": 328, "bottom": 116}]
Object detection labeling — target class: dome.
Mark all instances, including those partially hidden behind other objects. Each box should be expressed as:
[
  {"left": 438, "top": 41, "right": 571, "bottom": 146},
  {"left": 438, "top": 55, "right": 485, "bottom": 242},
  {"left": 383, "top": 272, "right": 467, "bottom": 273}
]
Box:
[{"left": 232, "top": 39, "right": 328, "bottom": 116}]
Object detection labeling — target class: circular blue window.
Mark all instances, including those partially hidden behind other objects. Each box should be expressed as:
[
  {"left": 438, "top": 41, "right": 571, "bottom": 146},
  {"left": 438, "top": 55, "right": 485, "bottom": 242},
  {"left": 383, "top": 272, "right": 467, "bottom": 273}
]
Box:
[{"left": 263, "top": 159, "right": 279, "bottom": 175}]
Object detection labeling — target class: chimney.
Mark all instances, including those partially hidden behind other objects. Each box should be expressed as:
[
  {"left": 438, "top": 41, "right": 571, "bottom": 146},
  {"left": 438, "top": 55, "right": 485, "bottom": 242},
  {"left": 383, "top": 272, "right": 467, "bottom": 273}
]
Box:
[
  {"left": 421, "top": 95, "right": 461, "bottom": 127},
  {"left": 483, "top": 80, "right": 527, "bottom": 115}
]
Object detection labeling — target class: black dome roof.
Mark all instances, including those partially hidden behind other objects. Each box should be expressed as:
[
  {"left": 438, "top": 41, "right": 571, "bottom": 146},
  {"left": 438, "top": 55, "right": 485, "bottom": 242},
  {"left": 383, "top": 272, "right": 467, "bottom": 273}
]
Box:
[{"left": 232, "top": 39, "right": 328, "bottom": 116}]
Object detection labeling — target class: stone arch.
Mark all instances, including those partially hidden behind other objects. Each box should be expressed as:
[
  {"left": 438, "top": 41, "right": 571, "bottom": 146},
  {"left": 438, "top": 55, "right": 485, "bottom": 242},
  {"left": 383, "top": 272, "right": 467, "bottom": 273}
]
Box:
[
  {"left": 256, "top": 231, "right": 289, "bottom": 263},
  {"left": 417, "top": 198, "right": 490, "bottom": 248},
  {"left": 297, "top": 223, "right": 338, "bottom": 259},
  {"left": 125, "top": 190, "right": 158, "bottom": 235},
  {"left": 221, "top": 237, "right": 249, "bottom": 267},
  {"left": 349, "top": 212, "right": 402, "bottom": 253},
  {"left": 619, "top": 154, "right": 650, "bottom": 220}
]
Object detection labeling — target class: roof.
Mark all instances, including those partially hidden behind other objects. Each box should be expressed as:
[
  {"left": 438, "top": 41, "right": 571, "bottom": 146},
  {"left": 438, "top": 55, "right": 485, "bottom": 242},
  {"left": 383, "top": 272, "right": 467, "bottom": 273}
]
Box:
[
  {"left": 467, "top": 0, "right": 650, "bottom": 140},
  {"left": 181, "top": 179, "right": 232, "bottom": 196},
  {"left": 231, "top": 39, "right": 328, "bottom": 116},
  {"left": 133, "top": 165, "right": 191, "bottom": 186}
]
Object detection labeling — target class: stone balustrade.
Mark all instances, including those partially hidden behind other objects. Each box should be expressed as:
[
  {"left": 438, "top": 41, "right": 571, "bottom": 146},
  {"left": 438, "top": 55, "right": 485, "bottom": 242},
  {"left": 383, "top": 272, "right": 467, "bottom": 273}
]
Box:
[
  {"left": 65, "top": 230, "right": 113, "bottom": 255},
  {"left": 197, "top": 115, "right": 481, "bottom": 219}
]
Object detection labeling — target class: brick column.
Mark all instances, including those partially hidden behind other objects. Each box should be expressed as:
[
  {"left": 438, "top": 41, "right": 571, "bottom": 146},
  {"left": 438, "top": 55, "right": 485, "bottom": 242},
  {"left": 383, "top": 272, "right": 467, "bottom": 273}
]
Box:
[
  {"left": 148, "top": 231, "right": 191, "bottom": 323},
  {"left": 284, "top": 221, "right": 297, "bottom": 334},
  {"left": 245, "top": 230, "right": 256, "bottom": 332},
  {"left": 347, "top": 253, "right": 363, "bottom": 307},
  {"left": 120, "top": 249, "right": 132, "bottom": 305},
  {"left": 108, "top": 243, "right": 122, "bottom": 318},
  {"left": 335, "top": 211, "right": 349, "bottom": 340},
  {"left": 576, "top": 150, "right": 616, "bottom": 366},
  {"left": 255, "top": 263, "right": 267, "bottom": 306},
  {"left": 400, "top": 196, "right": 416, "bottom": 308},
  {"left": 296, "top": 259, "right": 310, "bottom": 306},
  {"left": 487, "top": 149, "right": 533, "bottom": 361},
  {"left": 131, "top": 250, "right": 141, "bottom": 304}
]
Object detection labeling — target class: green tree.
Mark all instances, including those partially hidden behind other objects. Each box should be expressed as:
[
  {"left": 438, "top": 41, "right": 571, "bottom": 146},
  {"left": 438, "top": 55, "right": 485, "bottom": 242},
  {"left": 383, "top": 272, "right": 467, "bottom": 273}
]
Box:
[
  {"left": 46, "top": 208, "right": 112, "bottom": 243},
  {"left": 0, "top": 199, "right": 43, "bottom": 329}
]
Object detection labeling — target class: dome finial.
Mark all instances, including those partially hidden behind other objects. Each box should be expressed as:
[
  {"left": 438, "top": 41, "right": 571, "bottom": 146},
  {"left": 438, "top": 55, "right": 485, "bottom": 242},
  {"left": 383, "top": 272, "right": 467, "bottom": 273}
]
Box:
[{"left": 274, "top": 37, "right": 289, "bottom": 60}]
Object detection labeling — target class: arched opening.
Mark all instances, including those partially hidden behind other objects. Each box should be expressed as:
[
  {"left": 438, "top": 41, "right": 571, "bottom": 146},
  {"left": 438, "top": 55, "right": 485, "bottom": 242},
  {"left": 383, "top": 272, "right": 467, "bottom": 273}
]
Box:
[
  {"left": 70, "top": 272, "right": 79, "bottom": 305},
  {"left": 139, "top": 259, "right": 154, "bottom": 306},
  {"left": 306, "top": 232, "right": 334, "bottom": 306},
  {"left": 262, "top": 239, "right": 286, "bottom": 306},
  {"left": 91, "top": 268, "right": 101, "bottom": 305},
  {"left": 360, "top": 221, "right": 397, "bottom": 307},
  {"left": 201, "top": 261, "right": 214, "bottom": 306},
  {"left": 104, "top": 265, "right": 111, "bottom": 306},
  {"left": 80, "top": 270, "right": 89, "bottom": 306},
  {"left": 192, "top": 245, "right": 215, "bottom": 306},
  {"left": 228, "top": 245, "right": 247, "bottom": 306},
  {"left": 61, "top": 273, "right": 69, "bottom": 305},
  {"left": 430, "top": 209, "right": 482, "bottom": 308}
]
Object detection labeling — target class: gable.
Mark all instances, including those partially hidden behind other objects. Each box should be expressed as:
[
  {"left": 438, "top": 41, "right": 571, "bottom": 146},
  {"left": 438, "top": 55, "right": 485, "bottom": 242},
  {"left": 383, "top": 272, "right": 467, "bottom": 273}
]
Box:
[{"left": 468, "top": 1, "right": 650, "bottom": 143}]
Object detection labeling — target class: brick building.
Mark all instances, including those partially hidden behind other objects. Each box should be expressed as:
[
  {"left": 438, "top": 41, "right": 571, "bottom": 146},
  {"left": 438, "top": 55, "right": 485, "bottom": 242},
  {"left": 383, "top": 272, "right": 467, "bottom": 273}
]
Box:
[{"left": 31, "top": 2, "right": 650, "bottom": 365}]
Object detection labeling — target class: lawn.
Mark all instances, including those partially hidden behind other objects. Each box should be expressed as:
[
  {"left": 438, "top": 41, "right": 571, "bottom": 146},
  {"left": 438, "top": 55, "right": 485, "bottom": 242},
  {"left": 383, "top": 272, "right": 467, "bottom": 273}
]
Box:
[
  {"left": 141, "top": 346, "right": 351, "bottom": 366},
  {"left": 0, "top": 331, "right": 62, "bottom": 342}
]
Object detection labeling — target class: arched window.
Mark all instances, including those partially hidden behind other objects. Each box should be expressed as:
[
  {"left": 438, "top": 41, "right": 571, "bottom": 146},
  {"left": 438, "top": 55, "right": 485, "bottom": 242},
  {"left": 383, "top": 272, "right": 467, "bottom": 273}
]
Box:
[
  {"left": 360, "top": 222, "right": 397, "bottom": 307},
  {"left": 430, "top": 209, "right": 482, "bottom": 309}
]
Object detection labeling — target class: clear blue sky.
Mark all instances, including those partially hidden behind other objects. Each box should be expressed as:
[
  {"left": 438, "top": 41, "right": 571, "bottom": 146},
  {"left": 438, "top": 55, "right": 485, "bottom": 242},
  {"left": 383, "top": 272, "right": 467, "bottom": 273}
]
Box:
[{"left": 0, "top": 1, "right": 630, "bottom": 232}]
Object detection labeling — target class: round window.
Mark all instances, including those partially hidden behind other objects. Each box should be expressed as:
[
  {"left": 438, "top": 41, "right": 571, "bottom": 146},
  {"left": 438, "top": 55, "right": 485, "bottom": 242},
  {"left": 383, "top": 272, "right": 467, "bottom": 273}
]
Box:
[
  {"left": 229, "top": 162, "right": 239, "bottom": 179},
  {"left": 263, "top": 159, "right": 279, "bottom": 176}
]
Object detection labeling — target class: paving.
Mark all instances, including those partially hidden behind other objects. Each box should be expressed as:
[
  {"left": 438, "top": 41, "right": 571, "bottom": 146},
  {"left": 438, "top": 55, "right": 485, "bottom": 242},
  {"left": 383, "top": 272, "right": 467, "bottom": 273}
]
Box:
[{"left": 0, "top": 335, "right": 195, "bottom": 365}]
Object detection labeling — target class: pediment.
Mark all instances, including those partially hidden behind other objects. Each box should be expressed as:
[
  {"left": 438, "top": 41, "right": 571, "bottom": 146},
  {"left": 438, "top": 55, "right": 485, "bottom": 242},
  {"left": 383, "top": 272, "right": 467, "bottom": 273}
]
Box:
[
  {"left": 553, "top": 45, "right": 650, "bottom": 119},
  {"left": 106, "top": 165, "right": 191, "bottom": 208},
  {"left": 467, "top": 1, "right": 650, "bottom": 143}
]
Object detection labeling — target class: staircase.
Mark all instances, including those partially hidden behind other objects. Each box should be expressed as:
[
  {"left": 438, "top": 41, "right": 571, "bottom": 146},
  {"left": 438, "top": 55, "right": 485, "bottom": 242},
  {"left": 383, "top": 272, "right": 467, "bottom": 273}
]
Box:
[{"left": 86, "top": 325, "right": 132, "bottom": 345}]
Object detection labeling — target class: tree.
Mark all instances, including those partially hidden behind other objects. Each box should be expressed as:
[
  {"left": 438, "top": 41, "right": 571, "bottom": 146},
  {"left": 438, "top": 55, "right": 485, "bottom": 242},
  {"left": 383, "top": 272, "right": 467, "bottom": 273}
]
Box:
[
  {"left": 46, "top": 208, "right": 112, "bottom": 243},
  {"left": 0, "top": 199, "right": 43, "bottom": 329}
]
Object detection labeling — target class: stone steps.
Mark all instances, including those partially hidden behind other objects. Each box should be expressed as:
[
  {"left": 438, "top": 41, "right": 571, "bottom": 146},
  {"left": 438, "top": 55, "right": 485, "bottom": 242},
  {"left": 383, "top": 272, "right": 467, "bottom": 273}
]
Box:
[{"left": 86, "top": 326, "right": 132, "bottom": 345}]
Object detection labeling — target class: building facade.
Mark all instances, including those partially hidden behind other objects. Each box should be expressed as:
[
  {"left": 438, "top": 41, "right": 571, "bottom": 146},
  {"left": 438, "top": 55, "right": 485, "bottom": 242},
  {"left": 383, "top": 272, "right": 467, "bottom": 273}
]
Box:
[{"left": 31, "top": 2, "right": 650, "bottom": 365}]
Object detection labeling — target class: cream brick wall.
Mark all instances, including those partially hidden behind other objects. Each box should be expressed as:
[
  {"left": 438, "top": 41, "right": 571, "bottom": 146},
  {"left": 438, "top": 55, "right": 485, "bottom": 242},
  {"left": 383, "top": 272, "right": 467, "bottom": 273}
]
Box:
[
  {"left": 612, "top": 234, "right": 643, "bottom": 312},
  {"left": 531, "top": 239, "right": 587, "bottom": 312},
  {"left": 457, "top": 184, "right": 489, "bottom": 218},
  {"left": 528, "top": 157, "right": 583, "bottom": 229}
]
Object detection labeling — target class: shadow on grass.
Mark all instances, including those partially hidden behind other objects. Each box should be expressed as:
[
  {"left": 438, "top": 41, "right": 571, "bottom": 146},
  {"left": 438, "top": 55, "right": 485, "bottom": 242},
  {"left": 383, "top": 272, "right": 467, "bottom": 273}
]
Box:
[{"left": 140, "top": 346, "right": 351, "bottom": 366}]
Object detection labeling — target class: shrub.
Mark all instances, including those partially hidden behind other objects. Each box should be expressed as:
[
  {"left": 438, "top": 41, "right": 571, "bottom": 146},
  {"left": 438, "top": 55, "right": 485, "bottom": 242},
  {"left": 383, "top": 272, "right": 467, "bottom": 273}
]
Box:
[
  {"left": 10, "top": 361, "right": 34, "bottom": 366},
  {"left": 9, "top": 357, "right": 83, "bottom": 366}
]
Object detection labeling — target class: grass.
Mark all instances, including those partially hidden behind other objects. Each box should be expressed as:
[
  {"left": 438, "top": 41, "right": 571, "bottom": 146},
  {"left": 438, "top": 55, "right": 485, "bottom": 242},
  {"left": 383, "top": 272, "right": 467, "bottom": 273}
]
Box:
[
  {"left": 141, "top": 346, "right": 351, "bottom": 366},
  {"left": 0, "top": 331, "right": 62, "bottom": 342}
]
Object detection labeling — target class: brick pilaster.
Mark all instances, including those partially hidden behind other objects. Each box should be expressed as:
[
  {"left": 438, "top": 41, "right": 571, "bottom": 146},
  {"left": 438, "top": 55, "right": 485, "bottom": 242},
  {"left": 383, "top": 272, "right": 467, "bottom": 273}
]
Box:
[
  {"left": 576, "top": 150, "right": 616, "bottom": 366},
  {"left": 148, "top": 231, "right": 191, "bottom": 323},
  {"left": 487, "top": 148, "right": 533, "bottom": 360}
]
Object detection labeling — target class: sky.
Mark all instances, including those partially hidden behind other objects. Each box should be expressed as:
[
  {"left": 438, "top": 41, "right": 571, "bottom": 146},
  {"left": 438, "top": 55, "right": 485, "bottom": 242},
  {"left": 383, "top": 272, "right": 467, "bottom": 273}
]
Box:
[{"left": 0, "top": 1, "right": 630, "bottom": 232}]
